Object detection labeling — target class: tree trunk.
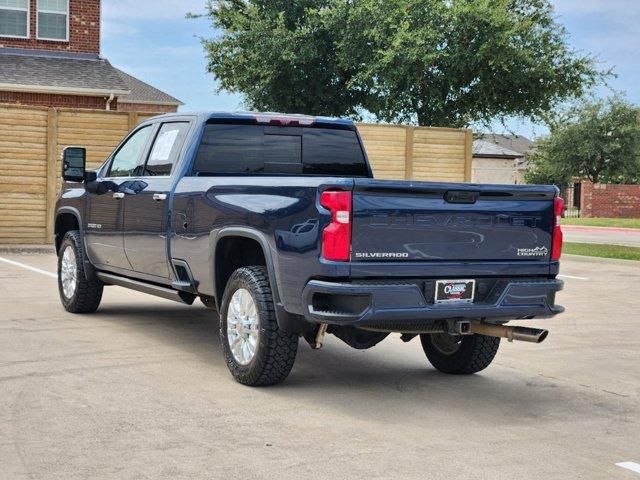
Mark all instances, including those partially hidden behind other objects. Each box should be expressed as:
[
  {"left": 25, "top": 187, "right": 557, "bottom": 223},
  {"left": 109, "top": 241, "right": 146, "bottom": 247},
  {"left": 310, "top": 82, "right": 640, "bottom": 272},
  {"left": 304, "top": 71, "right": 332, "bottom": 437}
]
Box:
[{"left": 416, "top": 110, "right": 429, "bottom": 127}]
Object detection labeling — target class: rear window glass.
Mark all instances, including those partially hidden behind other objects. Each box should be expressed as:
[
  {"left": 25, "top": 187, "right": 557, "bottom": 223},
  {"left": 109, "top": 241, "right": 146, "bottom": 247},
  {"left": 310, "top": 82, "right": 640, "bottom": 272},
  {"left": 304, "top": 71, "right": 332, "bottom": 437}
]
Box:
[{"left": 192, "top": 124, "right": 368, "bottom": 177}]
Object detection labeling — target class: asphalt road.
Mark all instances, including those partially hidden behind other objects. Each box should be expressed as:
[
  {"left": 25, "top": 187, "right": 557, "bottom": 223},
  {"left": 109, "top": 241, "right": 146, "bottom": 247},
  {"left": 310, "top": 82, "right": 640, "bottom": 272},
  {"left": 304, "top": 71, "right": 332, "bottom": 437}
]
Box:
[
  {"left": 1, "top": 253, "right": 639, "bottom": 480},
  {"left": 563, "top": 225, "right": 640, "bottom": 247}
]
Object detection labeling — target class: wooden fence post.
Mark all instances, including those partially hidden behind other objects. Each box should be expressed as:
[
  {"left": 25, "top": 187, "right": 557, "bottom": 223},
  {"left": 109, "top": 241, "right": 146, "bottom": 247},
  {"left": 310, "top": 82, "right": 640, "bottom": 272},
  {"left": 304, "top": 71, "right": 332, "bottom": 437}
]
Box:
[
  {"left": 404, "top": 126, "right": 415, "bottom": 180},
  {"left": 128, "top": 111, "right": 139, "bottom": 130},
  {"left": 464, "top": 128, "right": 473, "bottom": 182},
  {"left": 45, "top": 108, "right": 59, "bottom": 243}
]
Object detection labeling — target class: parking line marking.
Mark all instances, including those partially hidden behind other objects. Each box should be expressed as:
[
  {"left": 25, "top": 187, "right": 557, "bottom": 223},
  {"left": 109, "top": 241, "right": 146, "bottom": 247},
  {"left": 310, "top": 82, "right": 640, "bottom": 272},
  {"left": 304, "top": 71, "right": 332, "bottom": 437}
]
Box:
[
  {"left": 0, "top": 257, "right": 57, "bottom": 279},
  {"left": 617, "top": 462, "right": 640, "bottom": 475},
  {"left": 558, "top": 274, "right": 590, "bottom": 281}
]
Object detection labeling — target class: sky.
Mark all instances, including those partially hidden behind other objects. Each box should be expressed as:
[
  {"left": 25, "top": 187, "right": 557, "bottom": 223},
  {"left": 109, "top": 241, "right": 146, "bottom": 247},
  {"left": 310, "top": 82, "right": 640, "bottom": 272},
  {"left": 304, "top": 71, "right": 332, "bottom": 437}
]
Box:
[{"left": 101, "top": 0, "right": 640, "bottom": 139}]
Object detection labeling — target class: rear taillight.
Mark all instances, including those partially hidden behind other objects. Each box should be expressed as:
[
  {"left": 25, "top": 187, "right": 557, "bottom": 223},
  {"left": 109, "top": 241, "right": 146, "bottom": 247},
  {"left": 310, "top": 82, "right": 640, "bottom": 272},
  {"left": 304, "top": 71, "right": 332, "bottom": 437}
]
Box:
[
  {"left": 551, "top": 197, "right": 564, "bottom": 261},
  {"left": 320, "top": 190, "right": 352, "bottom": 262}
]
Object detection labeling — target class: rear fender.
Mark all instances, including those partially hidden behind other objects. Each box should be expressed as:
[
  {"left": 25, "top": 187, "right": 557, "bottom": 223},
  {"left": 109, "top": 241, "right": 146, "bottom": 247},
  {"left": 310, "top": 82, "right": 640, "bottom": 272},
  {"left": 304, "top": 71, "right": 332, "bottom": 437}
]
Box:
[{"left": 213, "top": 227, "right": 315, "bottom": 335}]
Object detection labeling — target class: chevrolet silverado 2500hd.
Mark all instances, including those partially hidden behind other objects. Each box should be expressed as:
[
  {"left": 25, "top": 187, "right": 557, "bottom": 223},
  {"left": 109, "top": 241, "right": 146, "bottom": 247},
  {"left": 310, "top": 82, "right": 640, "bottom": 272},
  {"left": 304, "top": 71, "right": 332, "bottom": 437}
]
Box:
[{"left": 54, "top": 112, "right": 564, "bottom": 386}]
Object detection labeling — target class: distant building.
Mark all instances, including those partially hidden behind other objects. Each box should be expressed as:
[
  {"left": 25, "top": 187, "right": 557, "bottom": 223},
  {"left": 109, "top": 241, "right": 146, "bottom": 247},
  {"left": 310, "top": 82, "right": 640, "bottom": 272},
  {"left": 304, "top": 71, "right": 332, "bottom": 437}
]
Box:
[
  {"left": 0, "top": 0, "right": 182, "bottom": 113},
  {"left": 472, "top": 134, "right": 535, "bottom": 184}
]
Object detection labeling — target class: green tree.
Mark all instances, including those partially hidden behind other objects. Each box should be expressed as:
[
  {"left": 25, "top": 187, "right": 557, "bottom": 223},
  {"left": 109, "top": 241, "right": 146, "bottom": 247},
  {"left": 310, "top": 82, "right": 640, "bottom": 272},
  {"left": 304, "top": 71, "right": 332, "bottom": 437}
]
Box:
[
  {"left": 526, "top": 97, "right": 640, "bottom": 185},
  {"left": 199, "top": 0, "right": 368, "bottom": 118},
  {"left": 199, "top": 0, "right": 603, "bottom": 127}
]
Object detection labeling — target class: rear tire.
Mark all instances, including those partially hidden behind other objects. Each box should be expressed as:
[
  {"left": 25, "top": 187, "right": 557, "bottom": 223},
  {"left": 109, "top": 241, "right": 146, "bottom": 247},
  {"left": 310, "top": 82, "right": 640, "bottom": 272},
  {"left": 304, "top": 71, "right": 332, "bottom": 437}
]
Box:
[
  {"left": 420, "top": 333, "right": 500, "bottom": 374},
  {"left": 220, "top": 266, "right": 298, "bottom": 386},
  {"left": 58, "top": 231, "right": 103, "bottom": 313}
]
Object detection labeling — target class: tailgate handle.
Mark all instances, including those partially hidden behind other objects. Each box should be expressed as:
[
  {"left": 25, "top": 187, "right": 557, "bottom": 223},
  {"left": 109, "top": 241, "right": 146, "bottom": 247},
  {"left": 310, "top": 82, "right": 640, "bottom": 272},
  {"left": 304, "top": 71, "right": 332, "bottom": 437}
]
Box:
[{"left": 444, "top": 190, "right": 479, "bottom": 204}]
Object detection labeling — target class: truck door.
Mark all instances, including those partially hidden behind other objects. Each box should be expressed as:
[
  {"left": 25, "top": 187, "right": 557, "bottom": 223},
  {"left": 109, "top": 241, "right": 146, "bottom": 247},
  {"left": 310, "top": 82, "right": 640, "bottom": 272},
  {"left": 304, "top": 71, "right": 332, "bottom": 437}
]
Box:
[
  {"left": 123, "top": 122, "right": 191, "bottom": 279},
  {"left": 84, "top": 125, "right": 155, "bottom": 270}
]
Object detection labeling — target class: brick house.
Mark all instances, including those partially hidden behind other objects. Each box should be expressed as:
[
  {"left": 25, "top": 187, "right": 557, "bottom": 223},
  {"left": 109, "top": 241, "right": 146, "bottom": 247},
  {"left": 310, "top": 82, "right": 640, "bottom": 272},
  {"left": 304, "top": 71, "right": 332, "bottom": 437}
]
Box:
[{"left": 0, "top": 0, "right": 182, "bottom": 113}]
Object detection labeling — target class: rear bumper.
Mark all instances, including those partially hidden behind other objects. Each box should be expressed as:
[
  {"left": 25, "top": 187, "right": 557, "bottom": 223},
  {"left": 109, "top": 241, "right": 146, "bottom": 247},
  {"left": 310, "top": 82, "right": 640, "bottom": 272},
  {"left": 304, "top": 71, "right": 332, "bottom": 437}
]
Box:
[{"left": 302, "top": 278, "right": 564, "bottom": 328}]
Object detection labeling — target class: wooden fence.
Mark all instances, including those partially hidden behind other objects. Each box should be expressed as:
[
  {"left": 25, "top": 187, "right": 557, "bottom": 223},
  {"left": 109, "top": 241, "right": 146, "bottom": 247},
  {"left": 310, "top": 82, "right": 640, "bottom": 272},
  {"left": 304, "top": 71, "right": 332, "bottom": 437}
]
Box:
[
  {"left": 357, "top": 124, "right": 472, "bottom": 182},
  {"left": 0, "top": 105, "right": 472, "bottom": 244}
]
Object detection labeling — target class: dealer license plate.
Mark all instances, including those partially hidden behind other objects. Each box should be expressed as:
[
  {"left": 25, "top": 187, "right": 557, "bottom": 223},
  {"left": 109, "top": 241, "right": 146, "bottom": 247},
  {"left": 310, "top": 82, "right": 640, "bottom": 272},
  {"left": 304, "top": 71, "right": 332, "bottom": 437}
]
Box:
[{"left": 435, "top": 279, "right": 476, "bottom": 304}]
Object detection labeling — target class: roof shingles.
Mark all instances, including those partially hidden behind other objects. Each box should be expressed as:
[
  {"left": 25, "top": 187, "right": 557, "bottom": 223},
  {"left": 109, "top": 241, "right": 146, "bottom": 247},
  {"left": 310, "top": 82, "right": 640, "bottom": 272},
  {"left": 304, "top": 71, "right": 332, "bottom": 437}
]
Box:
[
  {"left": 115, "top": 69, "right": 182, "bottom": 106},
  {"left": 0, "top": 53, "right": 129, "bottom": 93},
  {"left": 473, "top": 139, "right": 524, "bottom": 158},
  {"left": 0, "top": 49, "right": 181, "bottom": 107},
  {"left": 478, "top": 134, "right": 534, "bottom": 156}
]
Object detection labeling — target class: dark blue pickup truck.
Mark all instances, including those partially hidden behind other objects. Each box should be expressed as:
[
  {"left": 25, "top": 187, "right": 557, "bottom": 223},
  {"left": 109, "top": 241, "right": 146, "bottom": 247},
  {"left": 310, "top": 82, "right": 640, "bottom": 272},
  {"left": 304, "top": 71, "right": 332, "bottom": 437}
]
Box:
[{"left": 54, "top": 112, "right": 564, "bottom": 386}]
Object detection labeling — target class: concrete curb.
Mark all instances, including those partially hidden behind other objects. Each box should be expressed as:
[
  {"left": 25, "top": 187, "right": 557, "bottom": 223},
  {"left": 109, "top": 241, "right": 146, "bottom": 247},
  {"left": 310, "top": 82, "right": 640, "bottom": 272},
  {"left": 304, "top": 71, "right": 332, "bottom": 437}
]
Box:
[
  {"left": 563, "top": 253, "right": 639, "bottom": 265},
  {"left": 0, "top": 244, "right": 55, "bottom": 254},
  {"left": 563, "top": 225, "right": 640, "bottom": 233}
]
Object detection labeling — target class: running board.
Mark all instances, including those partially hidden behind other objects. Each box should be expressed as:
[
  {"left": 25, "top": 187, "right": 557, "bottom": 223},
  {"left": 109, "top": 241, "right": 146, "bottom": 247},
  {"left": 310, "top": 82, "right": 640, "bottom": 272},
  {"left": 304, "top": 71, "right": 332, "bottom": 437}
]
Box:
[{"left": 96, "top": 272, "right": 196, "bottom": 305}]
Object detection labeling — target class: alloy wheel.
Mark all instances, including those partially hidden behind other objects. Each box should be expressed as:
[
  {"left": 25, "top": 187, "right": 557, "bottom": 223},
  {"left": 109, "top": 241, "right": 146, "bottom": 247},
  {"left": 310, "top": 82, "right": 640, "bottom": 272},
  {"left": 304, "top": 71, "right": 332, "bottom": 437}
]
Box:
[{"left": 226, "top": 288, "right": 260, "bottom": 365}]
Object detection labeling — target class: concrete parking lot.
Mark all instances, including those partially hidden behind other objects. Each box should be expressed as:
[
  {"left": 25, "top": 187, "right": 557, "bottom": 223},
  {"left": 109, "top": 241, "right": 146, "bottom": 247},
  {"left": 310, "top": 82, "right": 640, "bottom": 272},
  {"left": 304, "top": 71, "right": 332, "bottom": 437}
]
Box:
[{"left": 0, "top": 253, "right": 639, "bottom": 480}]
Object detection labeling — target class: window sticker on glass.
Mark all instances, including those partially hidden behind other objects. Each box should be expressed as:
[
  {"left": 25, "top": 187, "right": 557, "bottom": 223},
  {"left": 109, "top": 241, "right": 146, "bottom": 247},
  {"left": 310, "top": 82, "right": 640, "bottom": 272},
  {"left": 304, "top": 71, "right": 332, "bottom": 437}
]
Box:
[{"left": 150, "top": 129, "right": 180, "bottom": 162}]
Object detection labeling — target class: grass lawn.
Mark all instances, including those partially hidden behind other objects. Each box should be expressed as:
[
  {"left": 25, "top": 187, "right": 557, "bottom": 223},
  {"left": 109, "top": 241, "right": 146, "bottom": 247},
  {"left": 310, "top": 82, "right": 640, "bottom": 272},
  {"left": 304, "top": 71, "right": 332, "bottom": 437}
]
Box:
[
  {"left": 563, "top": 217, "right": 640, "bottom": 229},
  {"left": 564, "top": 242, "right": 640, "bottom": 261}
]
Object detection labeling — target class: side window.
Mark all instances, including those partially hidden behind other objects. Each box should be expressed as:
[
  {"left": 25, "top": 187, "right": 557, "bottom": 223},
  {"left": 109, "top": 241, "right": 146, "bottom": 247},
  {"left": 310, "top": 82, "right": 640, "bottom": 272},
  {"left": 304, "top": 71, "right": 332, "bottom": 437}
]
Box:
[
  {"left": 108, "top": 126, "right": 152, "bottom": 178},
  {"left": 144, "top": 122, "right": 190, "bottom": 176}
]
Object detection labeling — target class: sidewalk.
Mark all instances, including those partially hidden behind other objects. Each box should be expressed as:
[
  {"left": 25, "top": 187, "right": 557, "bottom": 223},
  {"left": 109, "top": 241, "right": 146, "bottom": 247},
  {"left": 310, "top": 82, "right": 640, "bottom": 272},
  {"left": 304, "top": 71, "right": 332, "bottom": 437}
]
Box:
[{"left": 563, "top": 225, "right": 640, "bottom": 247}]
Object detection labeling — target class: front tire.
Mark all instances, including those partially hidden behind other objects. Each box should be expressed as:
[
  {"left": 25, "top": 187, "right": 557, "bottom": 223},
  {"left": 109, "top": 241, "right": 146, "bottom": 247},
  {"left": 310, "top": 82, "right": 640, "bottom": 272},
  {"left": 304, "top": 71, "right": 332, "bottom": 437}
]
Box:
[
  {"left": 220, "top": 266, "right": 298, "bottom": 386},
  {"left": 58, "top": 231, "right": 103, "bottom": 313},
  {"left": 421, "top": 333, "right": 500, "bottom": 374}
]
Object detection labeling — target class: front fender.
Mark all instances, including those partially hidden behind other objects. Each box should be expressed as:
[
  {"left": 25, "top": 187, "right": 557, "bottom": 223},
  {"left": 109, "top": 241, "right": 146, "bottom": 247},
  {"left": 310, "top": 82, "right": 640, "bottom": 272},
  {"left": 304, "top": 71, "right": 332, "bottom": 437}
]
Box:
[{"left": 55, "top": 206, "right": 96, "bottom": 281}]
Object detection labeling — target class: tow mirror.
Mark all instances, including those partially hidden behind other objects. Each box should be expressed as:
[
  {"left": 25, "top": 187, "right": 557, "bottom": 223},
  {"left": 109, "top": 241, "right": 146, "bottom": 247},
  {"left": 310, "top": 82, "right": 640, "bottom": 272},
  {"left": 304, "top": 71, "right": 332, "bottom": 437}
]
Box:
[{"left": 62, "top": 147, "right": 86, "bottom": 182}]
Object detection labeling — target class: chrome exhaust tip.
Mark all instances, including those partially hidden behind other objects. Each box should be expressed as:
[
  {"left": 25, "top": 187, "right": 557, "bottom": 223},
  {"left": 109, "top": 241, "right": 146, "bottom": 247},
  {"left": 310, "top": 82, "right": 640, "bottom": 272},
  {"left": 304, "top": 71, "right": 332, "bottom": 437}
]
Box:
[
  {"left": 469, "top": 322, "right": 549, "bottom": 344},
  {"left": 512, "top": 326, "right": 549, "bottom": 343}
]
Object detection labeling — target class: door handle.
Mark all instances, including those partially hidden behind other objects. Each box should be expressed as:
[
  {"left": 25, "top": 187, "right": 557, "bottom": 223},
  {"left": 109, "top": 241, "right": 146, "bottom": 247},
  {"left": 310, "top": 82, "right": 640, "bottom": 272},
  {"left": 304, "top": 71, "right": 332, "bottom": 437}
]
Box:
[
  {"left": 153, "top": 193, "right": 168, "bottom": 202},
  {"left": 113, "top": 192, "right": 125, "bottom": 200}
]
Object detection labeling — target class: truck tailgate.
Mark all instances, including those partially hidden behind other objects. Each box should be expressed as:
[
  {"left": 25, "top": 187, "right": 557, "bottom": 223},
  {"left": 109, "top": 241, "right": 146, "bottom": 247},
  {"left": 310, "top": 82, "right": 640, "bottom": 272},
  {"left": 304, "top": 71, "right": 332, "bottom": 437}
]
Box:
[{"left": 351, "top": 180, "right": 558, "bottom": 263}]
